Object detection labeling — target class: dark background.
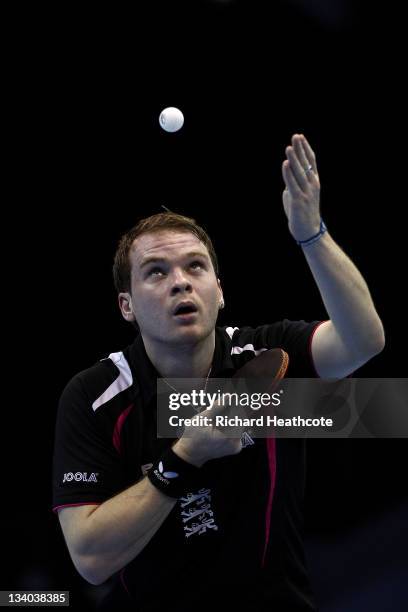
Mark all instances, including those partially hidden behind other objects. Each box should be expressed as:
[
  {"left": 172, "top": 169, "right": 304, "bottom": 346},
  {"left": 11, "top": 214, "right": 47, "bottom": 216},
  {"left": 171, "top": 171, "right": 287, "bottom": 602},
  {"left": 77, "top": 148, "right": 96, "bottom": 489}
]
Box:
[{"left": 4, "top": 1, "right": 407, "bottom": 610}]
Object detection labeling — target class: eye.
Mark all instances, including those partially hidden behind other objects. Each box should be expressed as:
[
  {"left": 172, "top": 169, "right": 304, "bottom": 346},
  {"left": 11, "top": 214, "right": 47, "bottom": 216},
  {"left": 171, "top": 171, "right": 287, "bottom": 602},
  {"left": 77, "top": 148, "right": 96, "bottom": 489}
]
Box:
[
  {"left": 147, "top": 266, "right": 165, "bottom": 277},
  {"left": 190, "top": 260, "right": 205, "bottom": 270}
]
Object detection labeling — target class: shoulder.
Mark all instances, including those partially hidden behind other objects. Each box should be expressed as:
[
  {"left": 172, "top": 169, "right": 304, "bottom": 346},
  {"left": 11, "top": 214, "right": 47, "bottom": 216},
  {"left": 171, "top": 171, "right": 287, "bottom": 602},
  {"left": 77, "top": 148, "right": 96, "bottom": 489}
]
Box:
[{"left": 58, "top": 349, "right": 137, "bottom": 419}]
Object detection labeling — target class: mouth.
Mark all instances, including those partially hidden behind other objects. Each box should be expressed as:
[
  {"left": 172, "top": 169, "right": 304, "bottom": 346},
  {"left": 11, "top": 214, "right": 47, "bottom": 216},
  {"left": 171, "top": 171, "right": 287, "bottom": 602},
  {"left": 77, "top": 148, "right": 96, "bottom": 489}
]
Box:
[{"left": 173, "top": 302, "right": 198, "bottom": 320}]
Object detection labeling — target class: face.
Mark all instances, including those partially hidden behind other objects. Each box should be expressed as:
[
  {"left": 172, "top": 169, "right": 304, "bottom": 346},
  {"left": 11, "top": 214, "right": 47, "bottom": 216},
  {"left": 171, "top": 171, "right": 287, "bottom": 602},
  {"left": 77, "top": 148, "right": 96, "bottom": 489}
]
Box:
[{"left": 119, "top": 230, "right": 223, "bottom": 347}]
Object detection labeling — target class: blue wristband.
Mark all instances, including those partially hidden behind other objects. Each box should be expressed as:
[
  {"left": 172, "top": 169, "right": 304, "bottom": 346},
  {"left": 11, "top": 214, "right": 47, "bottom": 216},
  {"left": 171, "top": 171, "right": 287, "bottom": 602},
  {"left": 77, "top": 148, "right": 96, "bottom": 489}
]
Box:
[{"left": 296, "top": 219, "right": 327, "bottom": 247}]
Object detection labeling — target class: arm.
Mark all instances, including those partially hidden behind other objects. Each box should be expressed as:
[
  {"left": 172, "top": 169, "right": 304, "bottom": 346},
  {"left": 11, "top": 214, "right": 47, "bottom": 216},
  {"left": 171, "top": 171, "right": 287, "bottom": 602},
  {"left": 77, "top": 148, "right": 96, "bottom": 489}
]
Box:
[
  {"left": 303, "top": 234, "right": 384, "bottom": 377},
  {"left": 282, "top": 134, "right": 385, "bottom": 378},
  {"left": 59, "top": 434, "right": 240, "bottom": 586},
  {"left": 58, "top": 477, "right": 176, "bottom": 585}
]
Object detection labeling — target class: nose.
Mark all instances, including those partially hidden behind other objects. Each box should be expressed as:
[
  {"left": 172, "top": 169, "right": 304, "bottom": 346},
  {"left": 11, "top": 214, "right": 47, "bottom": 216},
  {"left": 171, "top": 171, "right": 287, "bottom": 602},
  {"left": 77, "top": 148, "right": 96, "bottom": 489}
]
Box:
[{"left": 170, "top": 268, "right": 192, "bottom": 296}]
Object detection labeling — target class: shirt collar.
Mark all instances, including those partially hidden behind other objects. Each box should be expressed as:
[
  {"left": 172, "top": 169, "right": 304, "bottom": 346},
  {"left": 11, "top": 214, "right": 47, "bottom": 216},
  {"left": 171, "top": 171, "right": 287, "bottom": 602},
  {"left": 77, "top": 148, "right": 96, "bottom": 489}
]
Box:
[
  {"left": 128, "top": 327, "right": 236, "bottom": 404},
  {"left": 212, "top": 326, "right": 236, "bottom": 376}
]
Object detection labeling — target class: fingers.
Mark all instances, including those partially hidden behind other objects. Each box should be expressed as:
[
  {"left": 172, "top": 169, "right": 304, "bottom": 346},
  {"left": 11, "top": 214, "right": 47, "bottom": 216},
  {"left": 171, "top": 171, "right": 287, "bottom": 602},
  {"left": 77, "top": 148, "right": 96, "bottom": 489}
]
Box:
[
  {"left": 282, "top": 160, "right": 303, "bottom": 197},
  {"left": 284, "top": 134, "right": 319, "bottom": 193},
  {"left": 210, "top": 396, "right": 248, "bottom": 438},
  {"left": 292, "top": 134, "right": 310, "bottom": 171},
  {"left": 286, "top": 144, "right": 308, "bottom": 190},
  {"left": 300, "top": 135, "right": 318, "bottom": 173}
]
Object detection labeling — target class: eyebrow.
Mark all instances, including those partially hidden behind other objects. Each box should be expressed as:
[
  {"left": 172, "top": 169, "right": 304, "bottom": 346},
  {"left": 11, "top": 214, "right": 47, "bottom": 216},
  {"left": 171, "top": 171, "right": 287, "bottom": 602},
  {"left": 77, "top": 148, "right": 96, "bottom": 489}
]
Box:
[{"left": 139, "top": 252, "right": 210, "bottom": 269}]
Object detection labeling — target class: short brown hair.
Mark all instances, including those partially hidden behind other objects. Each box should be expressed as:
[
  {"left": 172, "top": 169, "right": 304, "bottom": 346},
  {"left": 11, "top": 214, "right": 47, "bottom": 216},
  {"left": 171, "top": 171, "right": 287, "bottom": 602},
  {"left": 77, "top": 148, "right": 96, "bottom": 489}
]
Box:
[{"left": 113, "top": 212, "right": 219, "bottom": 294}]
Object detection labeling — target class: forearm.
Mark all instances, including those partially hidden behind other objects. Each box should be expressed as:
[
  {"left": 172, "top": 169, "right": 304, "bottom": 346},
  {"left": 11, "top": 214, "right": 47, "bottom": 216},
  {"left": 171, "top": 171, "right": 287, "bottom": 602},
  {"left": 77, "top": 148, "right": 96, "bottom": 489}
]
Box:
[
  {"left": 302, "top": 231, "right": 385, "bottom": 353},
  {"left": 74, "top": 477, "right": 176, "bottom": 584},
  {"left": 68, "top": 432, "right": 234, "bottom": 585}
]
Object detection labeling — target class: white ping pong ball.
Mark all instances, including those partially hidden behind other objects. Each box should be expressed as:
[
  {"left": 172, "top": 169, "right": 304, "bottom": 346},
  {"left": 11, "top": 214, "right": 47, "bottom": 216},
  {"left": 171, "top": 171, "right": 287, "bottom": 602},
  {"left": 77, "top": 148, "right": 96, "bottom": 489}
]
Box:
[{"left": 159, "top": 107, "right": 184, "bottom": 132}]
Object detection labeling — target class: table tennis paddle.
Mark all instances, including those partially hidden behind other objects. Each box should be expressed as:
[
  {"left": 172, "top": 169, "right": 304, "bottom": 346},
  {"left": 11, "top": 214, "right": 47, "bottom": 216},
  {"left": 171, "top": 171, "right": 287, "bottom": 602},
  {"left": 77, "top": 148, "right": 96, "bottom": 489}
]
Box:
[{"left": 231, "top": 348, "right": 289, "bottom": 393}]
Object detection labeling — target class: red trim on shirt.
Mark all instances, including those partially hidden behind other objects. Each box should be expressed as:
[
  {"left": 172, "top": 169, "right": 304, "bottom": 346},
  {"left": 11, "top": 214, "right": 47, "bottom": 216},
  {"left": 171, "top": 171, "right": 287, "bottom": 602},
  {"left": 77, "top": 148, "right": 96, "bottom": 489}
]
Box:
[
  {"left": 261, "top": 437, "right": 277, "bottom": 567},
  {"left": 113, "top": 403, "right": 134, "bottom": 454},
  {"left": 52, "top": 502, "right": 100, "bottom": 514},
  {"left": 120, "top": 568, "right": 131, "bottom": 597}
]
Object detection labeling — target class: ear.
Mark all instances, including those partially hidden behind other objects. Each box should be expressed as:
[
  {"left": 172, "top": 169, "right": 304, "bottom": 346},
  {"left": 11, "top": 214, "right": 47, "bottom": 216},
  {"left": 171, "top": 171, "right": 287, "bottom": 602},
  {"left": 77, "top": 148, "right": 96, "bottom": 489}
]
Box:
[
  {"left": 217, "top": 279, "right": 225, "bottom": 310},
  {"left": 118, "top": 292, "right": 136, "bottom": 322}
]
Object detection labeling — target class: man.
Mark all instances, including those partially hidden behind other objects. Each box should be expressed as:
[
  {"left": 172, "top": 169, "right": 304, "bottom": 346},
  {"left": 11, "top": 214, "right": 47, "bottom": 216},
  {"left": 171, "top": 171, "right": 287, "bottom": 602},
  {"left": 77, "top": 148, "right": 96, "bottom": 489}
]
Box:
[{"left": 52, "top": 134, "right": 385, "bottom": 611}]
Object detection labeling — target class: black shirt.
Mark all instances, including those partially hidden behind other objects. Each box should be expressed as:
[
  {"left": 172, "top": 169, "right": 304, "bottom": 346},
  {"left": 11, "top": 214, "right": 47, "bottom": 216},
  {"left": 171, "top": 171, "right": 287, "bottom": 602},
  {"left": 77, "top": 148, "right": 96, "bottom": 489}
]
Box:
[{"left": 53, "top": 320, "right": 324, "bottom": 611}]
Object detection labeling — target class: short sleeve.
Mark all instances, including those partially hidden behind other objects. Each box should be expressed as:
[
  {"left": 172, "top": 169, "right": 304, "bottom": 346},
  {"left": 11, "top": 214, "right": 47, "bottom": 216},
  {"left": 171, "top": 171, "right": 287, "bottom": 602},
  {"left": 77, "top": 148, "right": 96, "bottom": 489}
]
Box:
[
  {"left": 234, "top": 319, "right": 325, "bottom": 377},
  {"left": 52, "top": 374, "right": 129, "bottom": 512},
  {"left": 267, "top": 319, "right": 324, "bottom": 377}
]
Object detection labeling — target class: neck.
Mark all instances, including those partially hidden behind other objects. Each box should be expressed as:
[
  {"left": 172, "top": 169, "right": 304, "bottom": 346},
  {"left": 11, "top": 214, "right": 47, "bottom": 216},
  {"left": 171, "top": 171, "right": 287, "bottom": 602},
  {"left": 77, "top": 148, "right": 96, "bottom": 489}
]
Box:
[{"left": 142, "top": 331, "right": 215, "bottom": 379}]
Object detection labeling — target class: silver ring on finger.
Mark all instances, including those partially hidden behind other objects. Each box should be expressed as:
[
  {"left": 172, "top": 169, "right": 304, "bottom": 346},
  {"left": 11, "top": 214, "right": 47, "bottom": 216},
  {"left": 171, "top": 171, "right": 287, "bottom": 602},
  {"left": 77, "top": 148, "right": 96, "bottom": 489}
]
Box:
[{"left": 305, "top": 164, "right": 313, "bottom": 176}]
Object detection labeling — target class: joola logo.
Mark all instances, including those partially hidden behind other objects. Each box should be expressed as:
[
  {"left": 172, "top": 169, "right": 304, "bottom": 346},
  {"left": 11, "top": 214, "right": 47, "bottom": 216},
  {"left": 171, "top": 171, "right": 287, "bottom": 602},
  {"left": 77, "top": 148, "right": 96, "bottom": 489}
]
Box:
[{"left": 62, "top": 472, "right": 99, "bottom": 483}]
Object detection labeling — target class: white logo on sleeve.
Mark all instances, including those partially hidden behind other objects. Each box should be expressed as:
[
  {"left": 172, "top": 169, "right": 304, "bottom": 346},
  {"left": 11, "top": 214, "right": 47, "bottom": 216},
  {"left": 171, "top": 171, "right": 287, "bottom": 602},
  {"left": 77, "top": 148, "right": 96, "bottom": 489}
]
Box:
[{"left": 62, "top": 472, "right": 99, "bottom": 483}]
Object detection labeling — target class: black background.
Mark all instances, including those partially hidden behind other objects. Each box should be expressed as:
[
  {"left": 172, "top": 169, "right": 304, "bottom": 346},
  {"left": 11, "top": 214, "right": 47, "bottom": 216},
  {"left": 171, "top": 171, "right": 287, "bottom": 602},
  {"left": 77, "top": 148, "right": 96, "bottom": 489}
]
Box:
[{"left": 4, "top": 1, "right": 407, "bottom": 610}]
